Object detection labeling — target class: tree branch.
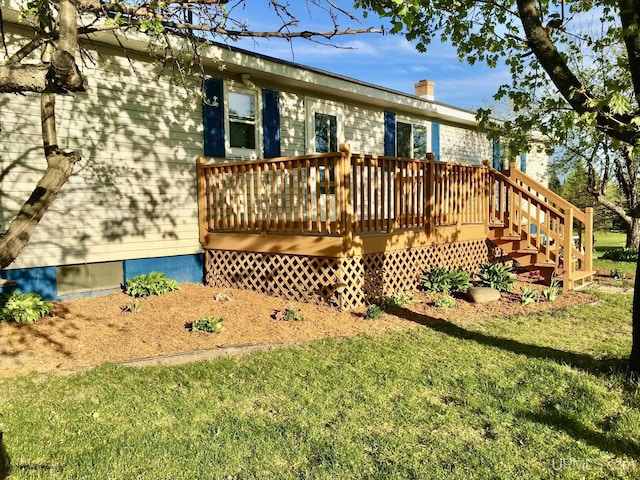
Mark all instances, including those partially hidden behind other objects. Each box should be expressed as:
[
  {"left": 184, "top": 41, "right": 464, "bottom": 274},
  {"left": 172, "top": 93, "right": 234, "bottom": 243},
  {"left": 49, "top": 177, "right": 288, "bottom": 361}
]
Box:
[
  {"left": 516, "top": 0, "right": 640, "bottom": 144},
  {"left": 592, "top": 190, "right": 633, "bottom": 225},
  {"left": 0, "top": 61, "right": 85, "bottom": 93}
]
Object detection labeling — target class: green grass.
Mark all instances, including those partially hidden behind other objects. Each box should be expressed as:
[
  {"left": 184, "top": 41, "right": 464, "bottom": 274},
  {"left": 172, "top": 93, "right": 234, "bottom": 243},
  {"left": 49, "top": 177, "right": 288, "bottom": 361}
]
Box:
[
  {"left": 1, "top": 292, "right": 640, "bottom": 478},
  {"left": 594, "top": 230, "right": 637, "bottom": 277}
]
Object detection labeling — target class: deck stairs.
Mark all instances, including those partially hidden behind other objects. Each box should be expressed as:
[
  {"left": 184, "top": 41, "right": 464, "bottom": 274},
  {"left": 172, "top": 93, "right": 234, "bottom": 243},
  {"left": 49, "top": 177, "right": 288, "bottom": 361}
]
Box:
[{"left": 486, "top": 163, "right": 594, "bottom": 290}]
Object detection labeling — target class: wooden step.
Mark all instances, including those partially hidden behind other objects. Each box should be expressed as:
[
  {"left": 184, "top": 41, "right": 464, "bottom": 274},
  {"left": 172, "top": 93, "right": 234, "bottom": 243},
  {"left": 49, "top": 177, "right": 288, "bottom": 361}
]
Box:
[
  {"left": 500, "top": 235, "right": 522, "bottom": 241},
  {"left": 534, "top": 261, "right": 557, "bottom": 268},
  {"left": 516, "top": 247, "right": 538, "bottom": 254}
]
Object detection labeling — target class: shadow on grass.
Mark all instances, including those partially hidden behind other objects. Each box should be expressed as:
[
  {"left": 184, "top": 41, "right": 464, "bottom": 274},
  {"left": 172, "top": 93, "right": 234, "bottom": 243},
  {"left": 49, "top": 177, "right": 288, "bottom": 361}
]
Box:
[
  {"left": 388, "top": 307, "right": 640, "bottom": 458},
  {"left": 520, "top": 408, "right": 640, "bottom": 458},
  {"left": 388, "top": 306, "right": 627, "bottom": 377},
  {"left": 0, "top": 431, "right": 10, "bottom": 480}
]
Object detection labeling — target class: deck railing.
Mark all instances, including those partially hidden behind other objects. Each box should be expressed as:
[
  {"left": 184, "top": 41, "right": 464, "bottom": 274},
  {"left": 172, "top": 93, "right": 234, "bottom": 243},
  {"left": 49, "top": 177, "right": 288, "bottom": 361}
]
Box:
[
  {"left": 488, "top": 163, "right": 593, "bottom": 287},
  {"left": 197, "top": 152, "right": 348, "bottom": 235},
  {"left": 197, "top": 145, "right": 488, "bottom": 237},
  {"left": 197, "top": 145, "right": 593, "bottom": 287}
]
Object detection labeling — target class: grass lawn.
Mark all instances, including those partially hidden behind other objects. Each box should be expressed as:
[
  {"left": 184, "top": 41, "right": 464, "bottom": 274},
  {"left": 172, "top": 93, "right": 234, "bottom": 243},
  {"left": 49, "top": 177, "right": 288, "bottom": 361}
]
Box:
[
  {"left": 593, "top": 230, "right": 637, "bottom": 278},
  {"left": 1, "top": 291, "right": 639, "bottom": 479}
]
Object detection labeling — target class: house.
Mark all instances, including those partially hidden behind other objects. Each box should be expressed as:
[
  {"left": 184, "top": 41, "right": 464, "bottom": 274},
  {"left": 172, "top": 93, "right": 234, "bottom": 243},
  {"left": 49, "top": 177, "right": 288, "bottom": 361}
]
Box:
[{"left": 0, "top": 2, "right": 592, "bottom": 307}]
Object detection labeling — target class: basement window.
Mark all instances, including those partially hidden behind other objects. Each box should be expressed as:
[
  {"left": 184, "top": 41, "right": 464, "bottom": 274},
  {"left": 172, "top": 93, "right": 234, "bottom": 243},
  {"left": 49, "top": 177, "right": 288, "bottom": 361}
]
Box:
[{"left": 57, "top": 261, "right": 123, "bottom": 296}]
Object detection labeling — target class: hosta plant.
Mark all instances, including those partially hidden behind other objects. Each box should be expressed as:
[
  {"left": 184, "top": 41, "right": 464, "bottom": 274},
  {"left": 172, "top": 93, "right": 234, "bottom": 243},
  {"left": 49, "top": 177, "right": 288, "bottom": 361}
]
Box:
[
  {"left": 420, "top": 267, "right": 471, "bottom": 293},
  {"left": 419, "top": 266, "right": 453, "bottom": 292},
  {"left": 125, "top": 272, "right": 180, "bottom": 297},
  {"left": 477, "top": 262, "right": 516, "bottom": 292},
  {"left": 0, "top": 291, "right": 52, "bottom": 323},
  {"left": 190, "top": 316, "right": 224, "bottom": 333},
  {"left": 447, "top": 269, "right": 472, "bottom": 293}
]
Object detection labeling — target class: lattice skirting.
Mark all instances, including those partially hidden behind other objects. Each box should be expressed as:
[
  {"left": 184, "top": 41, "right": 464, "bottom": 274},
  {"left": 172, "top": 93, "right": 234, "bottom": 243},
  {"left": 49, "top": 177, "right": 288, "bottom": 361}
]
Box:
[{"left": 205, "top": 239, "right": 497, "bottom": 310}]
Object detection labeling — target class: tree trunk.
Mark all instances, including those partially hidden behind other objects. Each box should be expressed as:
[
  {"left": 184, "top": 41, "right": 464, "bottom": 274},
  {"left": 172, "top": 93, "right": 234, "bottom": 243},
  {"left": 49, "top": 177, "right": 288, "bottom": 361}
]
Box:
[
  {"left": 627, "top": 217, "right": 640, "bottom": 248},
  {"left": 0, "top": 149, "right": 81, "bottom": 269},
  {"left": 629, "top": 239, "right": 640, "bottom": 376}
]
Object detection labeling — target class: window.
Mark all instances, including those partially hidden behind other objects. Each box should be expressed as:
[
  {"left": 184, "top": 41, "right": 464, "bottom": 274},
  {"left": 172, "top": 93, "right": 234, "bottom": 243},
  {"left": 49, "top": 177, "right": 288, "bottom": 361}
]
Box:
[
  {"left": 204, "top": 78, "right": 281, "bottom": 160},
  {"left": 305, "top": 98, "right": 343, "bottom": 154},
  {"left": 397, "top": 121, "right": 428, "bottom": 159},
  {"left": 306, "top": 99, "right": 343, "bottom": 195},
  {"left": 57, "top": 261, "right": 123, "bottom": 296},
  {"left": 228, "top": 91, "right": 256, "bottom": 150},
  {"left": 315, "top": 113, "right": 337, "bottom": 153},
  {"left": 225, "top": 85, "right": 261, "bottom": 159}
]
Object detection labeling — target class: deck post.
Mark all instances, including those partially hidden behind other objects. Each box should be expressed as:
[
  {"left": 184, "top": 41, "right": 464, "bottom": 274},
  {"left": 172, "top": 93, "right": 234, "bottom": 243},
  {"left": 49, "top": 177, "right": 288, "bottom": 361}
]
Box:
[
  {"left": 585, "top": 207, "right": 594, "bottom": 273},
  {"left": 196, "top": 157, "right": 208, "bottom": 244},
  {"left": 563, "top": 207, "right": 574, "bottom": 290},
  {"left": 426, "top": 158, "right": 435, "bottom": 234},
  {"left": 481, "top": 160, "right": 490, "bottom": 231},
  {"left": 339, "top": 144, "right": 353, "bottom": 247}
]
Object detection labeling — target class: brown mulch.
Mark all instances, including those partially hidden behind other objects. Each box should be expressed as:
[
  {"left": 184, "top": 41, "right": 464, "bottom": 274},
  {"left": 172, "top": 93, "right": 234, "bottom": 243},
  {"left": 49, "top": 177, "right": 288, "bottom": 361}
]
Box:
[{"left": 0, "top": 279, "right": 598, "bottom": 378}]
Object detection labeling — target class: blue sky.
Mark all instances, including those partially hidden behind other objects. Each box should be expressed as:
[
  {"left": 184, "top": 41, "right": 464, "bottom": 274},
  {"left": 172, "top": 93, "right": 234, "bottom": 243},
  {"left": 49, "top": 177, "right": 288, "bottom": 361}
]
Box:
[{"left": 229, "top": 1, "right": 511, "bottom": 111}]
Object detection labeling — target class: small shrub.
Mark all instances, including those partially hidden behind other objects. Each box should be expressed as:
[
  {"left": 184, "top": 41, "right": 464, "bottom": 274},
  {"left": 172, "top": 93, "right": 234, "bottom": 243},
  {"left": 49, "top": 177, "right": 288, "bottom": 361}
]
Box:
[
  {"left": 0, "top": 291, "right": 52, "bottom": 323},
  {"left": 274, "top": 306, "right": 304, "bottom": 321},
  {"left": 364, "top": 304, "right": 383, "bottom": 319},
  {"left": 541, "top": 280, "right": 562, "bottom": 302},
  {"left": 434, "top": 295, "right": 457, "bottom": 309},
  {"left": 601, "top": 248, "right": 638, "bottom": 262},
  {"left": 382, "top": 291, "right": 417, "bottom": 308},
  {"left": 420, "top": 268, "right": 471, "bottom": 293},
  {"left": 125, "top": 272, "right": 180, "bottom": 298},
  {"left": 120, "top": 300, "right": 142, "bottom": 314},
  {"left": 190, "top": 316, "right": 223, "bottom": 333},
  {"left": 520, "top": 286, "right": 539, "bottom": 306},
  {"left": 611, "top": 268, "right": 625, "bottom": 279},
  {"left": 477, "top": 262, "right": 516, "bottom": 292}
]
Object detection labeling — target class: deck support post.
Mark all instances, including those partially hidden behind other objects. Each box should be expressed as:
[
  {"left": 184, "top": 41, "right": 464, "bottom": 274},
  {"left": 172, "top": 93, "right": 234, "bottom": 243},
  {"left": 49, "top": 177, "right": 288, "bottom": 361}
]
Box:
[
  {"left": 585, "top": 207, "right": 594, "bottom": 274},
  {"left": 563, "top": 207, "right": 574, "bottom": 290}
]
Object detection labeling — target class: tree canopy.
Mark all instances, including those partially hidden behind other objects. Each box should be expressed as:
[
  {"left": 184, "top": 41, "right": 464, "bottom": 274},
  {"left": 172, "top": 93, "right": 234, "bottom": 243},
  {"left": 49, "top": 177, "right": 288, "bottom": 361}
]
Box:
[{"left": 356, "top": 0, "right": 640, "bottom": 152}]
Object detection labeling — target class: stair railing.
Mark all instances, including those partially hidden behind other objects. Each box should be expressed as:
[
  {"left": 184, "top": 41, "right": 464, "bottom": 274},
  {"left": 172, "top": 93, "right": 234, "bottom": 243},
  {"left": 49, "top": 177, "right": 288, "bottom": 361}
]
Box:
[{"left": 488, "top": 162, "right": 593, "bottom": 288}]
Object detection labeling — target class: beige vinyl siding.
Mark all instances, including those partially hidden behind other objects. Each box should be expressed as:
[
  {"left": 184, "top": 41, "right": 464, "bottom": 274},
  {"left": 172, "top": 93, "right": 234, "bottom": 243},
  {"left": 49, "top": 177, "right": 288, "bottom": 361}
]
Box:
[
  {"left": 280, "top": 91, "right": 306, "bottom": 157},
  {"left": 1, "top": 30, "right": 203, "bottom": 269},
  {"left": 343, "top": 105, "right": 384, "bottom": 154},
  {"left": 440, "top": 124, "right": 492, "bottom": 164}
]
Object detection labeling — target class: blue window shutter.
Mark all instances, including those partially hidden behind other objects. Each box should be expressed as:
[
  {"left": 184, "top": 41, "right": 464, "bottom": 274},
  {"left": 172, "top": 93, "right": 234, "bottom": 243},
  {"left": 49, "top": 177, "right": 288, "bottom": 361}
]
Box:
[
  {"left": 520, "top": 153, "right": 527, "bottom": 173},
  {"left": 384, "top": 111, "right": 396, "bottom": 156},
  {"left": 203, "top": 77, "right": 225, "bottom": 158},
  {"left": 262, "top": 89, "right": 281, "bottom": 158},
  {"left": 431, "top": 122, "right": 440, "bottom": 161},
  {"left": 492, "top": 138, "right": 501, "bottom": 170}
]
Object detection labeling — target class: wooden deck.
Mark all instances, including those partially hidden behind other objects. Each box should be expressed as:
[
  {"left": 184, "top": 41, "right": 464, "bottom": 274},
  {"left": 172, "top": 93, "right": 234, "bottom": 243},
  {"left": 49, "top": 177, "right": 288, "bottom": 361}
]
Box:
[{"left": 196, "top": 144, "right": 593, "bottom": 307}]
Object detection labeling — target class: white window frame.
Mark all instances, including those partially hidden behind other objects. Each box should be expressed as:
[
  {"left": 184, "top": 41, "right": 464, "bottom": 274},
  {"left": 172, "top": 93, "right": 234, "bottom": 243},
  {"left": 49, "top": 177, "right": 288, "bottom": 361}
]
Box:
[
  {"left": 396, "top": 116, "right": 431, "bottom": 159},
  {"left": 224, "top": 83, "right": 263, "bottom": 160},
  {"left": 305, "top": 97, "right": 344, "bottom": 154}
]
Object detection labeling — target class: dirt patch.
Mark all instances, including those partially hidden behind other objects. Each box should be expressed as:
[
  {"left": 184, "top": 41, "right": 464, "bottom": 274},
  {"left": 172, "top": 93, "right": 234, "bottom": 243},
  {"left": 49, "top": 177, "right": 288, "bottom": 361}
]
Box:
[{"left": 0, "top": 280, "right": 597, "bottom": 378}]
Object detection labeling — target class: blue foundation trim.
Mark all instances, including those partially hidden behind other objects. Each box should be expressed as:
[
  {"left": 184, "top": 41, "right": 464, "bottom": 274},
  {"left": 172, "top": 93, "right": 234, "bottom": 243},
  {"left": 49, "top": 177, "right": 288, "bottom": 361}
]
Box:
[
  {"left": 0, "top": 266, "right": 57, "bottom": 300},
  {"left": 123, "top": 254, "right": 204, "bottom": 284},
  {"left": 1, "top": 253, "right": 204, "bottom": 301}
]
